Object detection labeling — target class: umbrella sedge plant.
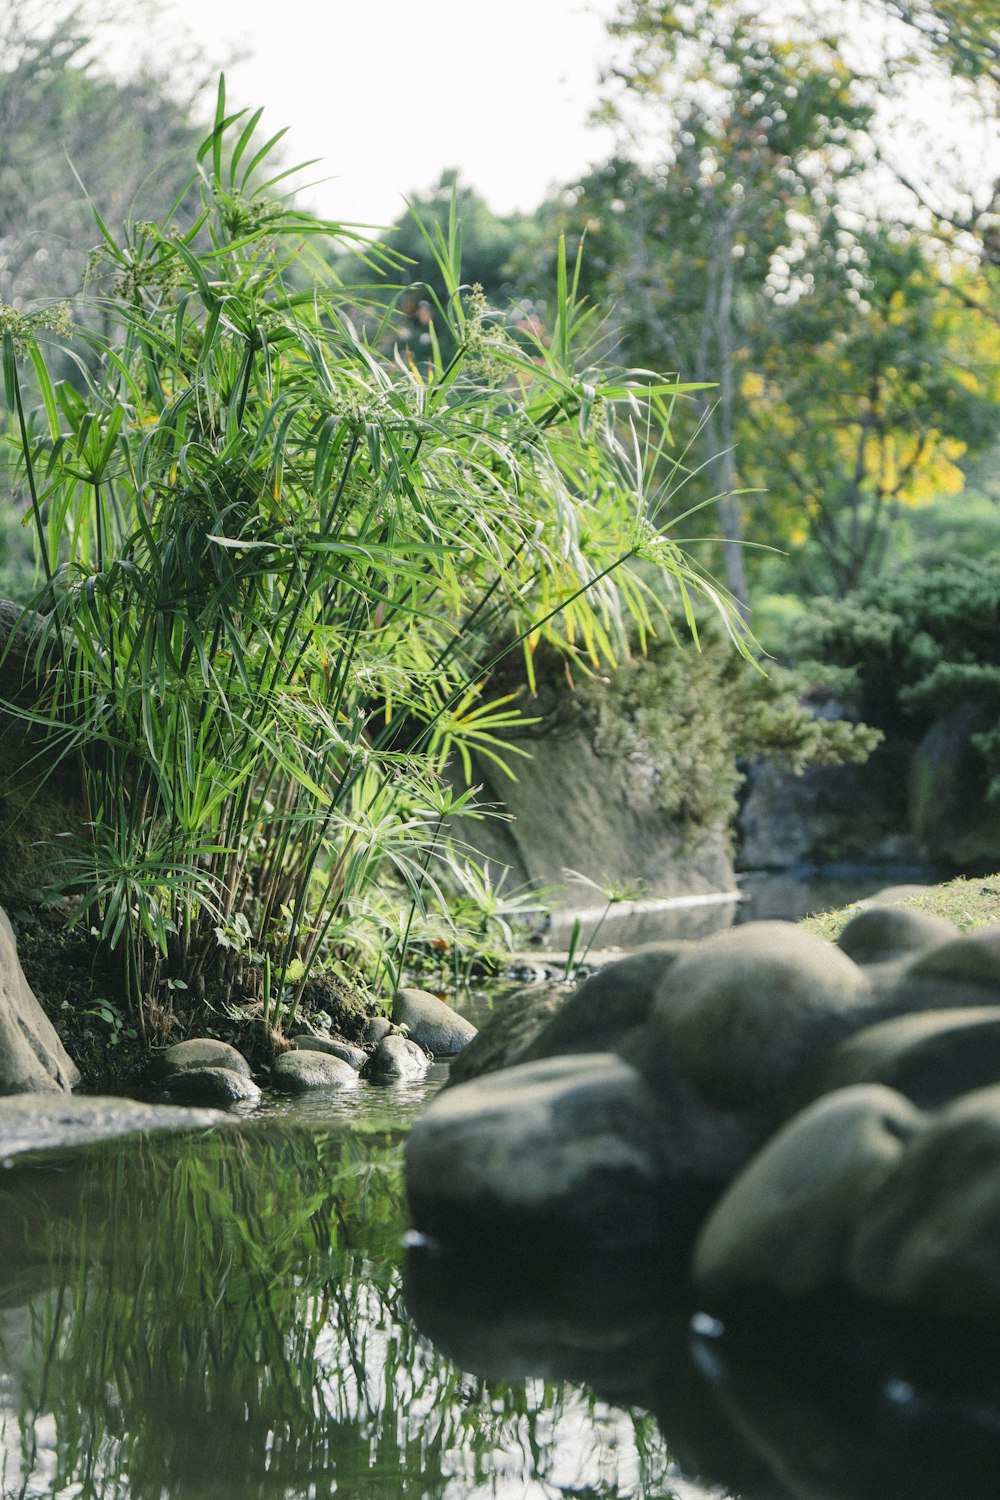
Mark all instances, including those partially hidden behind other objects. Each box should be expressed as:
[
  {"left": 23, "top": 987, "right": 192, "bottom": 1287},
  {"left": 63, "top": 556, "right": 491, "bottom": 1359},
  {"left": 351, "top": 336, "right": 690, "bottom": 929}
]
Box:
[{"left": 0, "top": 80, "right": 744, "bottom": 1041}]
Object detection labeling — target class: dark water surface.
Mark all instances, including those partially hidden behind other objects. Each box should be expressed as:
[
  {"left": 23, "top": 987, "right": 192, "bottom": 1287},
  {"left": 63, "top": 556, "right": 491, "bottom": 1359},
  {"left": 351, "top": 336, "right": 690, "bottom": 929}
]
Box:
[
  {"left": 0, "top": 1106, "right": 722, "bottom": 1500},
  {"left": 1, "top": 868, "right": 991, "bottom": 1500},
  {"left": 4, "top": 1093, "right": 1000, "bottom": 1500}
]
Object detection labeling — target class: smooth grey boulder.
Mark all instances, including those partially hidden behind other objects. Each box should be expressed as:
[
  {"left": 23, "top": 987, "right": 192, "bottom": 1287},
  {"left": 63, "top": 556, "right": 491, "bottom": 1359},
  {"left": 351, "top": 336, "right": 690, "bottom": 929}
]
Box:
[
  {"left": 362, "top": 1014, "right": 393, "bottom": 1048},
  {"left": 155, "top": 1037, "right": 252, "bottom": 1080},
  {"left": 446, "top": 982, "right": 574, "bottom": 1087},
  {"left": 861, "top": 884, "right": 934, "bottom": 908},
  {"left": 0, "top": 1093, "right": 225, "bottom": 1159},
  {"left": 694, "top": 1084, "right": 922, "bottom": 1303},
  {"left": 406, "top": 1053, "right": 673, "bottom": 1246},
  {"left": 0, "top": 906, "right": 79, "bottom": 1095},
  {"left": 621, "top": 1034, "right": 764, "bottom": 1186},
  {"left": 836, "top": 905, "right": 956, "bottom": 967},
  {"left": 161, "top": 1065, "right": 261, "bottom": 1108},
  {"left": 849, "top": 1084, "right": 1000, "bottom": 1321},
  {"left": 808, "top": 1007, "right": 1000, "bottom": 1111},
  {"left": 883, "top": 924, "right": 1000, "bottom": 1016},
  {"left": 521, "top": 943, "right": 688, "bottom": 1065},
  {"left": 392, "top": 987, "right": 477, "bottom": 1056},
  {"left": 648, "top": 921, "right": 872, "bottom": 1111},
  {"left": 271, "top": 1050, "right": 359, "bottom": 1092},
  {"left": 294, "top": 1034, "right": 367, "bottom": 1069},
  {"left": 371, "top": 1033, "right": 430, "bottom": 1081}
]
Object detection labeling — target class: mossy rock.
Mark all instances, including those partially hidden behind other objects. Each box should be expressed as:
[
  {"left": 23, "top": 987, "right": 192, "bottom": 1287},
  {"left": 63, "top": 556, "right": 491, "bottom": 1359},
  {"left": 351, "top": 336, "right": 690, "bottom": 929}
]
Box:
[{"left": 298, "top": 971, "right": 381, "bottom": 1042}]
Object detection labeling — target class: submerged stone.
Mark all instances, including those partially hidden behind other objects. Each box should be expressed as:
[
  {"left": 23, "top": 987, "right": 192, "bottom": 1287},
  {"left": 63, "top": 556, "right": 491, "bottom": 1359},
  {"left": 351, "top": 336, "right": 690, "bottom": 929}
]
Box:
[
  {"left": 271, "top": 1050, "right": 359, "bottom": 1092},
  {"left": 392, "top": 987, "right": 477, "bottom": 1056},
  {"left": 160, "top": 1065, "right": 261, "bottom": 1109},
  {"left": 371, "top": 1033, "right": 430, "bottom": 1081}
]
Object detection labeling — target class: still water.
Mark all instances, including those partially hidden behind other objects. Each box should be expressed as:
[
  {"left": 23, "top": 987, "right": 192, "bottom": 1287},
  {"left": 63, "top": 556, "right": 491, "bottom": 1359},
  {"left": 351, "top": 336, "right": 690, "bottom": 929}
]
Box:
[
  {"left": 0, "top": 1101, "right": 718, "bottom": 1500},
  {"left": 3, "top": 1086, "right": 1000, "bottom": 1500},
  {"left": 1, "top": 869, "right": 992, "bottom": 1500}
]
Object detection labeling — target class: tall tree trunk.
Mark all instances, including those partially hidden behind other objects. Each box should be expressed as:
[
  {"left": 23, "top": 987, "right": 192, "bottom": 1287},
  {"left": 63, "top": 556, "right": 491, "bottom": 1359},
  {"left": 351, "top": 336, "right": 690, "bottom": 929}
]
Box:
[{"left": 715, "top": 206, "right": 751, "bottom": 625}]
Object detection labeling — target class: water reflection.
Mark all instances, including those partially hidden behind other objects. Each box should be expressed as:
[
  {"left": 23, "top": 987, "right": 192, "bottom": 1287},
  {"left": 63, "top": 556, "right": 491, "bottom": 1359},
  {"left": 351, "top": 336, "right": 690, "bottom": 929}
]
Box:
[
  {"left": 407, "top": 1237, "right": 1000, "bottom": 1500},
  {"left": 0, "top": 1123, "right": 691, "bottom": 1500},
  {"left": 4, "top": 1115, "right": 994, "bottom": 1500}
]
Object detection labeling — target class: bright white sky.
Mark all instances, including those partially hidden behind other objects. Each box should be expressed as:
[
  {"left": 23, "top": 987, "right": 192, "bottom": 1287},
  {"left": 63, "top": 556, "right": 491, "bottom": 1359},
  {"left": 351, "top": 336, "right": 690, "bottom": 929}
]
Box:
[{"left": 159, "top": 0, "right": 623, "bottom": 231}]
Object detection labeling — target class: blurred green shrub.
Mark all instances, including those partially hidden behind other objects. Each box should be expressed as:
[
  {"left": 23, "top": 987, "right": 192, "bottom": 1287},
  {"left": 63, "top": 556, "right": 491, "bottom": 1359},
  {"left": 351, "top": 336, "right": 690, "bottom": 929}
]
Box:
[{"left": 579, "top": 620, "right": 881, "bottom": 842}]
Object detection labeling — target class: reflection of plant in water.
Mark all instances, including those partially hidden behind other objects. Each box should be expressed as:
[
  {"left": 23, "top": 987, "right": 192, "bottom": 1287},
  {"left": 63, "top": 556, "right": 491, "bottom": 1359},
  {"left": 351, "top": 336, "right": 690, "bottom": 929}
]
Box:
[{"left": 0, "top": 1125, "right": 675, "bottom": 1499}]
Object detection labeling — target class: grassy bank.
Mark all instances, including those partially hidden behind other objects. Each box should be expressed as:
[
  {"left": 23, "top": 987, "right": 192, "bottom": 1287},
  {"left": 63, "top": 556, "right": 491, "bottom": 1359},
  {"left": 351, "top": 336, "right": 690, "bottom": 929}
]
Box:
[{"left": 803, "top": 875, "right": 1000, "bottom": 943}]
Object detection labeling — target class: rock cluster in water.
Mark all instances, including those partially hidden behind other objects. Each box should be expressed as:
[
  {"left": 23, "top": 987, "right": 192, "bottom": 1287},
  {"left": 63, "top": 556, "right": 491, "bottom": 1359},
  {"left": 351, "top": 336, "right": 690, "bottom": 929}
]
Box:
[
  {"left": 0, "top": 944, "right": 478, "bottom": 1128},
  {"left": 405, "top": 899, "right": 1000, "bottom": 1325},
  {"left": 148, "top": 985, "right": 475, "bottom": 1108}
]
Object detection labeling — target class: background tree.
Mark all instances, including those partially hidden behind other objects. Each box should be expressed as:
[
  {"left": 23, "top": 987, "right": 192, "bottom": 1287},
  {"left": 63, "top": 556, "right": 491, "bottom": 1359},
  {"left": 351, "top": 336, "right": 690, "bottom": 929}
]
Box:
[
  {"left": 0, "top": 1, "right": 213, "bottom": 316},
  {"left": 741, "top": 224, "right": 1000, "bottom": 594},
  {"left": 524, "top": 0, "right": 1000, "bottom": 612},
  {"left": 546, "top": 2, "right": 877, "bottom": 614}
]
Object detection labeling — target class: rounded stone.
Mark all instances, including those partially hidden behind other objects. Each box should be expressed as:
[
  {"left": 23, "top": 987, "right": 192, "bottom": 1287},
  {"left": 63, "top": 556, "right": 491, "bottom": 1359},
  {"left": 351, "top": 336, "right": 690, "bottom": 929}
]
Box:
[
  {"left": 650, "top": 921, "right": 872, "bottom": 1110},
  {"left": 156, "top": 1038, "right": 252, "bottom": 1080},
  {"left": 446, "top": 982, "right": 574, "bottom": 1088},
  {"left": 886, "top": 925, "right": 1000, "bottom": 1015},
  {"left": 405, "top": 1053, "right": 671, "bottom": 1246},
  {"left": 271, "top": 1050, "right": 359, "bottom": 1092},
  {"left": 362, "top": 1015, "right": 393, "bottom": 1048},
  {"left": 836, "top": 906, "right": 957, "bottom": 966},
  {"left": 392, "top": 987, "right": 477, "bottom": 1056},
  {"left": 693, "top": 1084, "right": 922, "bottom": 1303},
  {"left": 161, "top": 1065, "right": 261, "bottom": 1108},
  {"left": 849, "top": 1084, "right": 1000, "bottom": 1321},
  {"left": 812, "top": 1007, "right": 1000, "bottom": 1111},
  {"left": 522, "top": 943, "right": 688, "bottom": 1065},
  {"left": 371, "top": 1033, "right": 430, "bottom": 1081},
  {"left": 294, "top": 1034, "right": 367, "bottom": 1069}
]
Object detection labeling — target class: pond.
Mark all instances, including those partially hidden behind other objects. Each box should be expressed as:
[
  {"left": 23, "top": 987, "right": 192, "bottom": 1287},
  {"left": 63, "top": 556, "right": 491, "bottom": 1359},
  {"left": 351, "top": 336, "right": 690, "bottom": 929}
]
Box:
[
  {"left": 0, "top": 1093, "right": 715, "bottom": 1500},
  {"left": 4, "top": 1075, "right": 1000, "bottom": 1500},
  {"left": 2, "top": 867, "right": 993, "bottom": 1500}
]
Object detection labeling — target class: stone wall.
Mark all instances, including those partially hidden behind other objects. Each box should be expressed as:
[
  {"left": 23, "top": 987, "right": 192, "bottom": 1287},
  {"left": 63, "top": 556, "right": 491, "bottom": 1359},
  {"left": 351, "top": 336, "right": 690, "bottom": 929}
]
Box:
[
  {"left": 740, "top": 702, "right": 1000, "bottom": 875},
  {"left": 453, "top": 726, "right": 735, "bottom": 918}
]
